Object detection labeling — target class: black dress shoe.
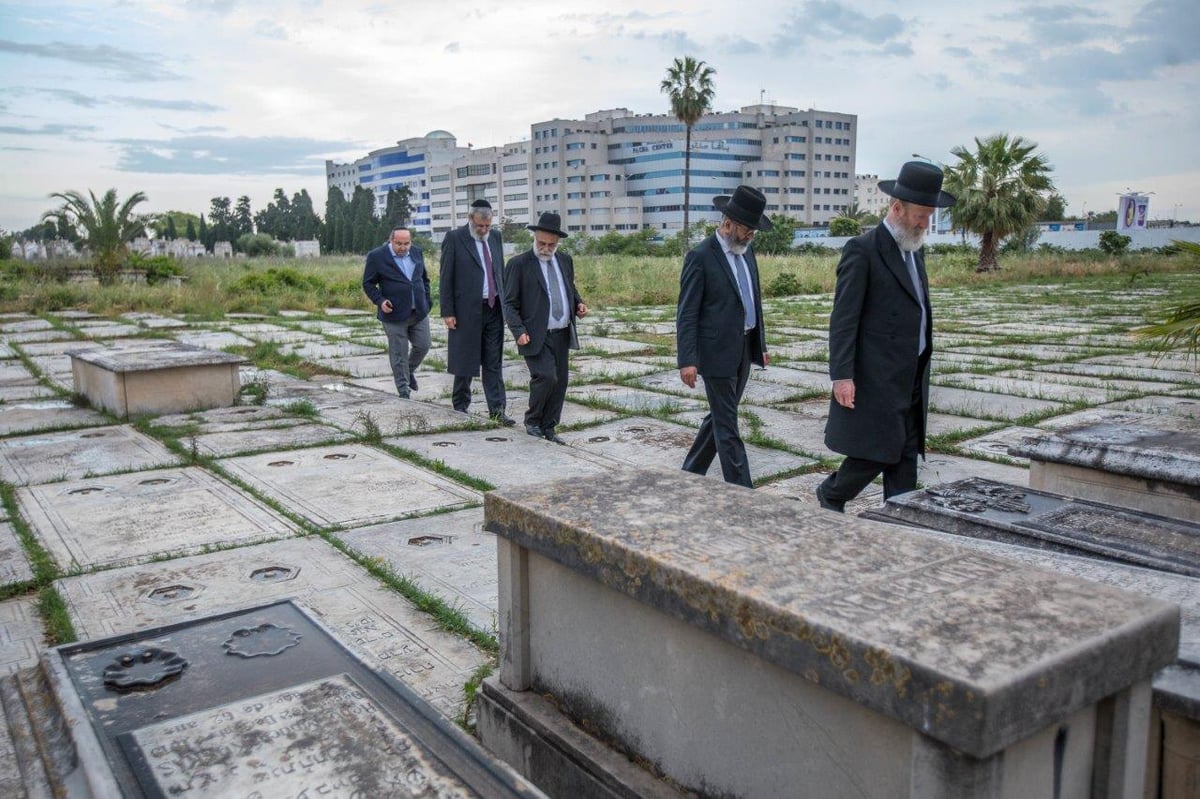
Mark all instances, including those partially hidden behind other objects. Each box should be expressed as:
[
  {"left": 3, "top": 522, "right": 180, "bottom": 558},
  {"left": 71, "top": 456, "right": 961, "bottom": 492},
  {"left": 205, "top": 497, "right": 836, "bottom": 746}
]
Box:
[
  {"left": 543, "top": 430, "right": 567, "bottom": 445},
  {"left": 409, "top": 374, "right": 418, "bottom": 391},
  {"left": 525, "top": 424, "right": 545, "bottom": 439},
  {"left": 490, "top": 411, "right": 517, "bottom": 427},
  {"left": 815, "top": 483, "right": 845, "bottom": 513}
]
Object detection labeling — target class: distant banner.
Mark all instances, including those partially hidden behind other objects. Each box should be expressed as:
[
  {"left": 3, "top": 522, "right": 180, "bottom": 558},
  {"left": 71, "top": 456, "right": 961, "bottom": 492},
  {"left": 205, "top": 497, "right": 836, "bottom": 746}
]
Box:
[{"left": 1118, "top": 193, "right": 1150, "bottom": 232}]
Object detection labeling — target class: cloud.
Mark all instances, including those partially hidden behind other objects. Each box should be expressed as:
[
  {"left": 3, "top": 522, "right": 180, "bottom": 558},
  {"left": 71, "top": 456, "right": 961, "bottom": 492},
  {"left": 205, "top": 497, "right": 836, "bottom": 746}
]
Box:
[
  {"left": 111, "top": 134, "right": 360, "bottom": 175},
  {"left": 0, "top": 123, "right": 99, "bottom": 136},
  {"left": 254, "top": 20, "right": 287, "bottom": 40},
  {"left": 40, "top": 88, "right": 102, "bottom": 108},
  {"left": 944, "top": 46, "right": 972, "bottom": 59},
  {"left": 769, "top": 0, "right": 906, "bottom": 55},
  {"left": 715, "top": 35, "right": 763, "bottom": 56},
  {"left": 109, "top": 96, "right": 223, "bottom": 111},
  {"left": 0, "top": 39, "right": 179, "bottom": 81},
  {"left": 444, "top": 42, "right": 460, "bottom": 54}
]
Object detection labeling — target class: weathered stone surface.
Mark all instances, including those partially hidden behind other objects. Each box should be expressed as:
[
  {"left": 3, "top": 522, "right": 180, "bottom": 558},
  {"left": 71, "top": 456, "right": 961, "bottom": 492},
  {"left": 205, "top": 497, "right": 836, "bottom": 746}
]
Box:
[
  {"left": 929, "top": 385, "right": 1066, "bottom": 418},
  {"left": 565, "top": 383, "right": 706, "bottom": 414},
  {"left": 0, "top": 400, "right": 107, "bottom": 436},
  {"left": 191, "top": 422, "right": 354, "bottom": 457},
  {"left": 956, "top": 425, "right": 1044, "bottom": 463},
  {"left": 218, "top": 443, "right": 479, "bottom": 528},
  {"left": 918, "top": 452, "right": 1029, "bottom": 487},
  {"left": 1102, "top": 394, "right": 1200, "bottom": 419},
  {"left": 485, "top": 467, "right": 1179, "bottom": 758},
  {"left": 0, "top": 522, "right": 32, "bottom": 587},
  {"left": 19, "top": 467, "right": 298, "bottom": 570},
  {"left": 0, "top": 424, "right": 179, "bottom": 485},
  {"left": 70, "top": 342, "right": 246, "bottom": 417},
  {"left": 0, "top": 596, "right": 42, "bottom": 676},
  {"left": 865, "top": 478, "right": 1200, "bottom": 578}
]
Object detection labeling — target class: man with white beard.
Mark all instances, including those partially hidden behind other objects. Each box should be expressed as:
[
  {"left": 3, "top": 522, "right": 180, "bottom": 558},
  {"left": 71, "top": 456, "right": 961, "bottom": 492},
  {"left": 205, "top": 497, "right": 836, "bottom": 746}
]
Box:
[{"left": 816, "top": 161, "right": 957, "bottom": 512}]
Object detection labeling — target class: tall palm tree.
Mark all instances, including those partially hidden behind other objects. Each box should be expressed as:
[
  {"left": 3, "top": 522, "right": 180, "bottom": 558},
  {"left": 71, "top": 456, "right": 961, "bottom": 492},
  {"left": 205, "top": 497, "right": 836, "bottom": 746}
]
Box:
[
  {"left": 661, "top": 56, "right": 716, "bottom": 248},
  {"left": 43, "top": 188, "right": 147, "bottom": 282},
  {"left": 943, "top": 134, "right": 1054, "bottom": 272}
]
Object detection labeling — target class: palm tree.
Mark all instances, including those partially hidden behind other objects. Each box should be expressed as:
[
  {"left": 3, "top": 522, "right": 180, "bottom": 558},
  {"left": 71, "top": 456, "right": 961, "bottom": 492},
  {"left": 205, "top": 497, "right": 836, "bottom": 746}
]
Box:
[
  {"left": 1135, "top": 240, "right": 1200, "bottom": 369},
  {"left": 943, "top": 134, "right": 1054, "bottom": 272},
  {"left": 661, "top": 56, "right": 716, "bottom": 248},
  {"left": 43, "top": 188, "right": 147, "bottom": 283}
]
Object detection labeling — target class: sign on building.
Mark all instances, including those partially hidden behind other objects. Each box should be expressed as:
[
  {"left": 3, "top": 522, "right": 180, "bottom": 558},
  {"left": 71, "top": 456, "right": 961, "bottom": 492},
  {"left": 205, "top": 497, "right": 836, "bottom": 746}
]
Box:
[{"left": 1117, "top": 193, "right": 1150, "bottom": 232}]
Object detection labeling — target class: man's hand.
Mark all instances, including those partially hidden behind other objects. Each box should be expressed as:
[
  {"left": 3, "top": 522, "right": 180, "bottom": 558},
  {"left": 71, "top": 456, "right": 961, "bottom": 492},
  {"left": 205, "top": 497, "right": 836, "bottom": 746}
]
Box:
[
  {"left": 576, "top": 303, "right": 588, "bottom": 318},
  {"left": 380, "top": 299, "right": 393, "bottom": 314},
  {"left": 763, "top": 351, "right": 770, "bottom": 367},
  {"left": 679, "top": 366, "right": 697, "bottom": 388},
  {"left": 443, "top": 316, "right": 456, "bottom": 329},
  {"left": 832, "top": 378, "right": 855, "bottom": 409},
  {"left": 517, "top": 333, "right": 530, "bottom": 346}
]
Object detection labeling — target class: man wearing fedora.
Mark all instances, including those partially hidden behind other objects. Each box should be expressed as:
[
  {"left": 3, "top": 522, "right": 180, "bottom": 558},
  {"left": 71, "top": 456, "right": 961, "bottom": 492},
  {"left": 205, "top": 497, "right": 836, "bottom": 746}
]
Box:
[
  {"left": 439, "top": 199, "right": 514, "bottom": 425},
  {"left": 817, "top": 161, "right": 956, "bottom": 512},
  {"left": 676, "top": 185, "right": 771, "bottom": 488},
  {"left": 502, "top": 211, "right": 587, "bottom": 444}
]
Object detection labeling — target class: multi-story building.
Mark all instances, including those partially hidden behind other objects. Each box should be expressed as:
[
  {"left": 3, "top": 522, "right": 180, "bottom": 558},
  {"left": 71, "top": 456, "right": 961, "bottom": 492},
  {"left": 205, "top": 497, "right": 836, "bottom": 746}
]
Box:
[
  {"left": 327, "top": 104, "right": 857, "bottom": 243},
  {"left": 855, "top": 174, "right": 890, "bottom": 219}
]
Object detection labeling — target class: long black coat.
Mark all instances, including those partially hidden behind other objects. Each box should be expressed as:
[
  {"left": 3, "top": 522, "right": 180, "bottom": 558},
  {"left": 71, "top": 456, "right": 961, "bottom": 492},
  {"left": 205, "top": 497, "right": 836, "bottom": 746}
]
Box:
[
  {"left": 502, "top": 249, "right": 583, "bottom": 356},
  {"left": 676, "top": 234, "right": 766, "bottom": 377},
  {"left": 438, "top": 225, "right": 505, "bottom": 376},
  {"left": 824, "top": 223, "right": 932, "bottom": 463}
]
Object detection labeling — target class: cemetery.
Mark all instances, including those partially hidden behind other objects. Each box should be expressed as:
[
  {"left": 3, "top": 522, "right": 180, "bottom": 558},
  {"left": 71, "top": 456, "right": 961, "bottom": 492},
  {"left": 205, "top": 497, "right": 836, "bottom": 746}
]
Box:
[{"left": 0, "top": 271, "right": 1196, "bottom": 797}]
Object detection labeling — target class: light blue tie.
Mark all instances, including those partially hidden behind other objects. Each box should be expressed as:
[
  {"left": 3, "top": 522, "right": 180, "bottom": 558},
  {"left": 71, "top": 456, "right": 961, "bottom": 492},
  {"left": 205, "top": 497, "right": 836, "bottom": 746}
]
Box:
[
  {"left": 734, "top": 253, "right": 755, "bottom": 331},
  {"left": 904, "top": 250, "right": 927, "bottom": 355}
]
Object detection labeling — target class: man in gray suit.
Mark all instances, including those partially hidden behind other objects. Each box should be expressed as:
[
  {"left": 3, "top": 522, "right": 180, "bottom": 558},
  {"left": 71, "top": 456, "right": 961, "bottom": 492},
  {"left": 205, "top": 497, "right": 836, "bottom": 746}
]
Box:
[
  {"left": 676, "top": 185, "right": 770, "bottom": 488},
  {"left": 439, "top": 199, "right": 513, "bottom": 424},
  {"left": 361, "top": 227, "right": 431, "bottom": 398},
  {"left": 817, "top": 161, "right": 956, "bottom": 512},
  {"left": 502, "top": 212, "right": 587, "bottom": 444}
]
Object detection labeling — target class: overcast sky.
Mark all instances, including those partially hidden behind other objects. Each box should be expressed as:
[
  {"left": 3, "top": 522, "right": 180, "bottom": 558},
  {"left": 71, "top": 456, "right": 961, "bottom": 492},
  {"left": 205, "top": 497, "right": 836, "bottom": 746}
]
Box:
[{"left": 1, "top": 0, "right": 1197, "bottom": 232}]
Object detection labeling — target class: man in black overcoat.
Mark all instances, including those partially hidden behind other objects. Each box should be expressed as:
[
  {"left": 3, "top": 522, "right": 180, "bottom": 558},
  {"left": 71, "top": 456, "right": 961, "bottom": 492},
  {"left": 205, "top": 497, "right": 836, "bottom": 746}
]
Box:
[
  {"left": 502, "top": 212, "right": 587, "bottom": 444},
  {"left": 676, "top": 185, "right": 770, "bottom": 488},
  {"left": 817, "top": 161, "right": 957, "bottom": 511},
  {"left": 439, "top": 199, "right": 514, "bottom": 424}
]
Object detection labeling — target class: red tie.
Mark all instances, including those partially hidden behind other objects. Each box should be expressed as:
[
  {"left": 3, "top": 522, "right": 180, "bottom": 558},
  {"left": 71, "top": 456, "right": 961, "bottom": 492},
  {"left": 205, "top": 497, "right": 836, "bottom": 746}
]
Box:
[{"left": 482, "top": 238, "right": 497, "bottom": 308}]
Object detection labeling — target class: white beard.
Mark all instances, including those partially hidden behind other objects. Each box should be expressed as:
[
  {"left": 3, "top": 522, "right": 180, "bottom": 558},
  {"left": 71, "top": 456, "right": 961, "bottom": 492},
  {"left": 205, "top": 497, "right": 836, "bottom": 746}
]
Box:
[{"left": 893, "top": 225, "right": 926, "bottom": 252}]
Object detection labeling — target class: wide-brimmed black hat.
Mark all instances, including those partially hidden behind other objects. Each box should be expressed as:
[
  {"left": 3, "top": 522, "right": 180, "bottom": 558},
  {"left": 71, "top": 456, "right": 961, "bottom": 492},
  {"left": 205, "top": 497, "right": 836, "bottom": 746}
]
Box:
[
  {"left": 878, "top": 161, "right": 956, "bottom": 208},
  {"left": 527, "top": 211, "right": 568, "bottom": 238},
  {"left": 713, "top": 185, "right": 773, "bottom": 231},
  {"left": 470, "top": 199, "right": 492, "bottom": 210}
]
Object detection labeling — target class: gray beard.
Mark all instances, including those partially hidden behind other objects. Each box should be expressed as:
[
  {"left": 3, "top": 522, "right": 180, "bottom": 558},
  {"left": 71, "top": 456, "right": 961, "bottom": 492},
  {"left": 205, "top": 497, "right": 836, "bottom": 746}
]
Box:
[
  {"left": 728, "top": 241, "right": 750, "bottom": 255},
  {"left": 893, "top": 225, "right": 926, "bottom": 252}
]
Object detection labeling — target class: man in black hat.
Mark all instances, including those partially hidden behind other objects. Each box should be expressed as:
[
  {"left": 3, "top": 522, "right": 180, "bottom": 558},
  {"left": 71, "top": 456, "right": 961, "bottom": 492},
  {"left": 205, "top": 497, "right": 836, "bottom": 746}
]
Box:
[
  {"left": 676, "top": 185, "right": 771, "bottom": 487},
  {"left": 439, "top": 199, "right": 514, "bottom": 424},
  {"left": 501, "top": 211, "right": 587, "bottom": 444},
  {"left": 817, "top": 161, "right": 956, "bottom": 511}
]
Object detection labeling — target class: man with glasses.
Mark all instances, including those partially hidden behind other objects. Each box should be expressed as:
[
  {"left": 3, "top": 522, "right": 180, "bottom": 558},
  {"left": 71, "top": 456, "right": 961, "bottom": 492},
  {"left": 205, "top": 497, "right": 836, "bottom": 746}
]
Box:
[
  {"left": 439, "top": 199, "right": 514, "bottom": 424},
  {"left": 676, "top": 185, "right": 771, "bottom": 487},
  {"left": 502, "top": 212, "right": 587, "bottom": 444},
  {"left": 362, "top": 226, "right": 431, "bottom": 398}
]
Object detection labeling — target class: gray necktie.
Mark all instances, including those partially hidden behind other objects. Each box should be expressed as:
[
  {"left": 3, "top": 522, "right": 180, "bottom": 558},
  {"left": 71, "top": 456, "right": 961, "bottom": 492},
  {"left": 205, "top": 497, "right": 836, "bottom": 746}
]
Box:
[
  {"left": 904, "top": 250, "right": 927, "bottom": 355},
  {"left": 545, "top": 259, "right": 564, "bottom": 320},
  {"left": 734, "top": 253, "right": 755, "bottom": 330}
]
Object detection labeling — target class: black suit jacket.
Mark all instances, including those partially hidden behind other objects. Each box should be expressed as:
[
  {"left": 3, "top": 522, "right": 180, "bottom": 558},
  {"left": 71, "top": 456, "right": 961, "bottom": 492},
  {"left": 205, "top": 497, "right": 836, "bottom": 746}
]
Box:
[
  {"left": 362, "top": 242, "right": 431, "bottom": 324},
  {"left": 824, "top": 223, "right": 932, "bottom": 462},
  {"left": 502, "top": 249, "right": 583, "bottom": 356},
  {"left": 439, "top": 225, "right": 505, "bottom": 375},
  {"left": 676, "top": 233, "right": 767, "bottom": 377}
]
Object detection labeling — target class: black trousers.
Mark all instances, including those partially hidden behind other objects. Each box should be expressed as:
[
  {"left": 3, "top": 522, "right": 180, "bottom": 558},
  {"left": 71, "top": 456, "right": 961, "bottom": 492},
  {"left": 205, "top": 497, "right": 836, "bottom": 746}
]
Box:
[
  {"left": 821, "top": 373, "right": 924, "bottom": 503},
  {"left": 682, "top": 334, "right": 753, "bottom": 488},
  {"left": 523, "top": 327, "right": 571, "bottom": 433},
  {"left": 452, "top": 301, "right": 507, "bottom": 414}
]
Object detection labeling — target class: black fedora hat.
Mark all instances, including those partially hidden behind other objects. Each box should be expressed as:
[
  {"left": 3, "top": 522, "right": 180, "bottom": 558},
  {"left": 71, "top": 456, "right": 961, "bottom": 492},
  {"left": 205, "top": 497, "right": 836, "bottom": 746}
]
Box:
[
  {"left": 713, "top": 185, "right": 773, "bottom": 231},
  {"left": 527, "top": 211, "right": 568, "bottom": 238},
  {"left": 878, "top": 161, "right": 956, "bottom": 208}
]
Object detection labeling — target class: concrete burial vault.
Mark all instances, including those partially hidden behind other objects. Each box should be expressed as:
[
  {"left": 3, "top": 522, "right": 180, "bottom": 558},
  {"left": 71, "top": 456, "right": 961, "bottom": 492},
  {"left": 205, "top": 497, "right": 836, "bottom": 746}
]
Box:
[
  {"left": 68, "top": 341, "right": 245, "bottom": 417},
  {"left": 480, "top": 467, "right": 1180, "bottom": 798}
]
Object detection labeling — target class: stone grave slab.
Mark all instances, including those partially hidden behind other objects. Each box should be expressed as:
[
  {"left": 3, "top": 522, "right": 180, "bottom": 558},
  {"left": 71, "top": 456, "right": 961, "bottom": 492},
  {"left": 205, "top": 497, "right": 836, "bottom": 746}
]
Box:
[
  {"left": 338, "top": 507, "right": 498, "bottom": 634},
  {"left": 918, "top": 452, "right": 1029, "bottom": 487},
  {"left": 0, "top": 329, "right": 75, "bottom": 344},
  {"left": 865, "top": 477, "right": 1200, "bottom": 578},
  {"left": 152, "top": 403, "right": 290, "bottom": 433},
  {"left": 320, "top": 352, "right": 394, "bottom": 377},
  {"left": 0, "top": 521, "right": 33, "bottom": 587},
  {"left": 47, "top": 600, "right": 533, "bottom": 797},
  {"left": 578, "top": 335, "right": 655, "bottom": 354},
  {"left": 69, "top": 342, "right": 246, "bottom": 416},
  {"left": 566, "top": 383, "right": 706, "bottom": 414},
  {"left": 0, "top": 400, "right": 107, "bottom": 436},
  {"left": 352, "top": 370, "right": 459, "bottom": 398},
  {"left": 325, "top": 306, "right": 373, "bottom": 317},
  {"left": 0, "top": 362, "right": 36, "bottom": 385},
  {"left": 387, "top": 429, "right": 618, "bottom": 489},
  {"left": 498, "top": 391, "right": 621, "bottom": 430},
  {"left": 766, "top": 340, "right": 829, "bottom": 361},
  {"left": 935, "top": 372, "right": 1123, "bottom": 404},
  {"left": 0, "top": 319, "right": 52, "bottom": 334},
  {"left": 295, "top": 319, "right": 355, "bottom": 336},
  {"left": 928, "top": 384, "right": 1066, "bottom": 419},
  {"left": 758, "top": 471, "right": 885, "bottom": 515},
  {"left": 0, "top": 382, "right": 52, "bottom": 404},
  {"left": 558, "top": 417, "right": 816, "bottom": 483},
  {"left": 569, "top": 356, "right": 663, "bottom": 379},
  {"left": 978, "top": 321, "right": 1101, "bottom": 335},
  {"left": 123, "top": 312, "right": 188, "bottom": 329},
  {"left": 192, "top": 421, "right": 355, "bottom": 457},
  {"left": 993, "top": 367, "right": 1169, "bottom": 395},
  {"left": 1035, "top": 407, "right": 1150, "bottom": 431},
  {"left": 72, "top": 321, "right": 142, "bottom": 338},
  {"left": 634, "top": 370, "right": 808, "bottom": 405},
  {"left": 1088, "top": 352, "right": 1200, "bottom": 375},
  {"left": 218, "top": 444, "right": 479, "bottom": 528},
  {"left": 673, "top": 404, "right": 826, "bottom": 458},
  {"left": 1102, "top": 394, "right": 1200, "bottom": 419},
  {"left": 317, "top": 395, "right": 484, "bottom": 436},
  {"left": 744, "top": 365, "right": 835, "bottom": 392},
  {"left": 0, "top": 424, "right": 180, "bottom": 485},
  {"left": 955, "top": 425, "right": 1044, "bottom": 464},
  {"left": 284, "top": 340, "right": 379, "bottom": 360},
  {"left": 18, "top": 466, "right": 298, "bottom": 571},
  {"left": 1037, "top": 360, "right": 1200, "bottom": 386},
  {"left": 56, "top": 537, "right": 492, "bottom": 720},
  {"left": 0, "top": 596, "right": 42, "bottom": 676},
  {"left": 931, "top": 351, "right": 1026, "bottom": 371},
  {"left": 171, "top": 329, "right": 254, "bottom": 350},
  {"left": 0, "top": 344, "right": 14, "bottom": 359}
]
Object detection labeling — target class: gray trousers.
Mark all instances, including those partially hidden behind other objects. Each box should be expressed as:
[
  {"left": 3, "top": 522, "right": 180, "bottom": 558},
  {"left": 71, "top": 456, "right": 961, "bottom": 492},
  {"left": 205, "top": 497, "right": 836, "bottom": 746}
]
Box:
[{"left": 381, "top": 313, "right": 431, "bottom": 397}]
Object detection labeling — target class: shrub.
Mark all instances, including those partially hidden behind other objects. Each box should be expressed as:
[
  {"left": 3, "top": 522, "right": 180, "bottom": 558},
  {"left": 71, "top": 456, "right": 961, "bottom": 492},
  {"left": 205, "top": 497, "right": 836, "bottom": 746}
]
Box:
[
  {"left": 827, "top": 217, "right": 860, "bottom": 237},
  {"left": 236, "top": 233, "right": 287, "bottom": 257},
  {"left": 128, "top": 253, "right": 183, "bottom": 285},
  {"left": 766, "top": 272, "right": 803, "bottom": 297},
  {"left": 1098, "top": 230, "right": 1131, "bottom": 255},
  {"left": 229, "top": 267, "right": 327, "bottom": 294}
]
